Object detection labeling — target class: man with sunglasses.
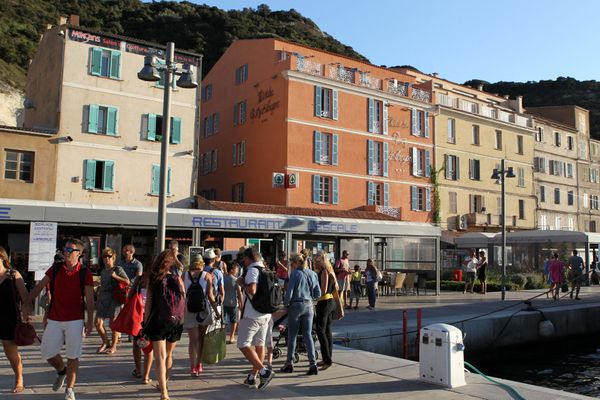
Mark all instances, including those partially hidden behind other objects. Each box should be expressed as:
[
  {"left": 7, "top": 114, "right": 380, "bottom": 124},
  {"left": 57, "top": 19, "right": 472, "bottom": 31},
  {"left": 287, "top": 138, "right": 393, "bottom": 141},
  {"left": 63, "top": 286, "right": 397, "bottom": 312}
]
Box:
[{"left": 28, "top": 238, "right": 94, "bottom": 400}]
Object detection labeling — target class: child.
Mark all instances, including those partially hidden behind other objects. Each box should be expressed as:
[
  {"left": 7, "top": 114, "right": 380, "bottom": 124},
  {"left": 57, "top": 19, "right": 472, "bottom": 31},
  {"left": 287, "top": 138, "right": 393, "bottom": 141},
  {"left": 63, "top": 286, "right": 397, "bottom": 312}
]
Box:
[{"left": 349, "top": 265, "right": 362, "bottom": 309}]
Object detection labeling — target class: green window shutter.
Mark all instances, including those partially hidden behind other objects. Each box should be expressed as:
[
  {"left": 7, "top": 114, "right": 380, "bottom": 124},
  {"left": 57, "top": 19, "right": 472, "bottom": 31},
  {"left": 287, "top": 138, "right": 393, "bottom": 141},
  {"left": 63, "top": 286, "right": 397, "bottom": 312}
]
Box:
[
  {"left": 314, "top": 86, "right": 322, "bottom": 117},
  {"left": 332, "top": 134, "right": 339, "bottom": 166},
  {"left": 332, "top": 176, "right": 339, "bottom": 204},
  {"left": 167, "top": 167, "right": 172, "bottom": 195},
  {"left": 412, "top": 148, "right": 418, "bottom": 176},
  {"left": 424, "top": 111, "right": 430, "bottom": 138},
  {"left": 411, "top": 186, "right": 418, "bottom": 210},
  {"left": 151, "top": 165, "right": 160, "bottom": 195},
  {"left": 383, "top": 142, "right": 389, "bottom": 177},
  {"left": 426, "top": 188, "right": 431, "bottom": 211},
  {"left": 411, "top": 108, "right": 418, "bottom": 135},
  {"left": 84, "top": 160, "right": 97, "bottom": 189},
  {"left": 312, "top": 175, "right": 320, "bottom": 203},
  {"left": 332, "top": 90, "right": 339, "bottom": 120},
  {"left": 88, "top": 105, "right": 99, "bottom": 133},
  {"left": 147, "top": 114, "right": 157, "bottom": 141},
  {"left": 243, "top": 64, "right": 248, "bottom": 81},
  {"left": 233, "top": 103, "right": 239, "bottom": 126},
  {"left": 170, "top": 117, "right": 181, "bottom": 144},
  {"left": 241, "top": 100, "right": 247, "bottom": 124},
  {"left": 106, "top": 107, "right": 118, "bottom": 136},
  {"left": 383, "top": 183, "right": 389, "bottom": 207},
  {"left": 109, "top": 51, "right": 121, "bottom": 79},
  {"left": 90, "top": 48, "right": 102, "bottom": 76},
  {"left": 240, "top": 141, "right": 246, "bottom": 164},
  {"left": 314, "top": 131, "right": 322, "bottom": 163},
  {"left": 425, "top": 150, "right": 431, "bottom": 177},
  {"left": 367, "top": 181, "right": 375, "bottom": 205},
  {"left": 383, "top": 102, "right": 388, "bottom": 135},
  {"left": 367, "top": 140, "right": 374, "bottom": 175},
  {"left": 103, "top": 161, "right": 115, "bottom": 191},
  {"left": 367, "top": 98, "right": 374, "bottom": 132}
]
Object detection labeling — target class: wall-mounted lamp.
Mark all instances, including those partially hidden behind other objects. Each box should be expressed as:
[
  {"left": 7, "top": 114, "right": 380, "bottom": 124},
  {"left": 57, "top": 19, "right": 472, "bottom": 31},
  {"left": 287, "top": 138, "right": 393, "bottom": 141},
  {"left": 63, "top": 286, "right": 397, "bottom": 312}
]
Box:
[
  {"left": 130, "top": 145, "right": 138, "bottom": 151},
  {"left": 184, "top": 149, "right": 194, "bottom": 155},
  {"left": 60, "top": 136, "right": 74, "bottom": 143}
]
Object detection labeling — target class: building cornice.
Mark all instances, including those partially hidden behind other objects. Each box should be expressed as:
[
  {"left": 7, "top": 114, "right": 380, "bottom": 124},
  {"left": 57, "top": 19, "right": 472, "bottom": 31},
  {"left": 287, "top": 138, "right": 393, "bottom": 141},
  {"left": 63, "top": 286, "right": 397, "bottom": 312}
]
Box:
[{"left": 437, "top": 105, "right": 536, "bottom": 134}]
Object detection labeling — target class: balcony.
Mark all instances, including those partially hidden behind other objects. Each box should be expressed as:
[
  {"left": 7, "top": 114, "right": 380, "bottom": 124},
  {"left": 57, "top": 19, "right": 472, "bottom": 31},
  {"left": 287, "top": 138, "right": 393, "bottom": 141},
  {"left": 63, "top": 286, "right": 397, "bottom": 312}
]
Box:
[
  {"left": 359, "top": 75, "right": 382, "bottom": 90},
  {"left": 296, "top": 59, "right": 323, "bottom": 77},
  {"left": 437, "top": 94, "right": 533, "bottom": 128},
  {"left": 328, "top": 66, "right": 355, "bottom": 84},
  {"left": 388, "top": 82, "right": 408, "bottom": 97},
  {"left": 466, "top": 212, "right": 518, "bottom": 228}
]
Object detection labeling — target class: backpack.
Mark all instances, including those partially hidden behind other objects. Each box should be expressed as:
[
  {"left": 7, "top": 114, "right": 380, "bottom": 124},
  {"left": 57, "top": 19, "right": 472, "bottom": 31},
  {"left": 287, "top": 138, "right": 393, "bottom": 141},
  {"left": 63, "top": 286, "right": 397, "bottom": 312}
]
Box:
[
  {"left": 48, "top": 262, "right": 88, "bottom": 313},
  {"left": 186, "top": 271, "right": 208, "bottom": 314},
  {"left": 154, "top": 275, "right": 185, "bottom": 328},
  {"left": 247, "top": 265, "right": 283, "bottom": 314}
]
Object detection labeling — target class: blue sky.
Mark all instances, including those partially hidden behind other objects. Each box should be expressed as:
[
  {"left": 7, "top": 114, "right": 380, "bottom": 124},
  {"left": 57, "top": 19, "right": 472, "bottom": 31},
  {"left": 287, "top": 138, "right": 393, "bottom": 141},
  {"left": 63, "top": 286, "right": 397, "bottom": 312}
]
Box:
[{"left": 193, "top": 0, "right": 600, "bottom": 84}]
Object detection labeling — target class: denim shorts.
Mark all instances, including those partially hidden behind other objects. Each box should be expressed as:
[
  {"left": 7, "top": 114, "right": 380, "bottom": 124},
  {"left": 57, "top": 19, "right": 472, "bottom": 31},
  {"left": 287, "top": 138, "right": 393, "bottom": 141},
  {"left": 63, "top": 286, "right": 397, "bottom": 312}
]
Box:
[{"left": 223, "top": 306, "right": 238, "bottom": 324}]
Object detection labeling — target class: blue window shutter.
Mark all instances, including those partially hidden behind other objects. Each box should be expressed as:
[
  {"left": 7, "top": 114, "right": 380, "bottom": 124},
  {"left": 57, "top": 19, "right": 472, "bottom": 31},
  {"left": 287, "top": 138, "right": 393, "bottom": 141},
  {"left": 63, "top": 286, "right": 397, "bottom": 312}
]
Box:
[
  {"left": 456, "top": 156, "right": 460, "bottom": 179},
  {"left": 332, "top": 134, "right": 339, "bottom": 166},
  {"left": 383, "top": 102, "right": 388, "bottom": 135},
  {"left": 383, "top": 142, "right": 389, "bottom": 177},
  {"left": 241, "top": 100, "right": 247, "bottom": 123},
  {"left": 240, "top": 141, "right": 246, "bottom": 164},
  {"left": 167, "top": 167, "right": 172, "bottom": 195},
  {"left": 84, "top": 160, "right": 96, "bottom": 189},
  {"left": 243, "top": 64, "right": 248, "bottom": 81},
  {"left": 424, "top": 111, "right": 430, "bottom": 138},
  {"left": 425, "top": 150, "right": 431, "bottom": 177},
  {"left": 332, "top": 90, "right": 339, "bottom": 120},
  {"left": 367, "top": 98, "right": 374, "bottom": 132},
  {"left": 233, "top": 103, "right": 239, "bottom": 126},
  {"left": 314, "top": 86, "right": 322, "bottom": 117},
  {"left": 207, "top": 114, "right": 213, "bottom": 135},
  {"left": 312, "top": 175, "right": 321, "bottom": 203},
  {"left": 332, "top": 176, "right": 339, "bottom": 204},
  {"left": 103, "top": 161, "right": 115, "bottom": 191},
  {"left": 106, "top": 107, "right": 118, "bottom": 136},
  {"left": 411, "top": 186, "right": 417, "bottom": 210},
  {"left": 367, "top": 181, "right": 374, "bottom": 205},
  {"left": 109, "top": 51, "right": 121, "bottom": 79},
  {"left": 426, "top": 188, "right": 431, "bottom": 211},
  {"left": 171, "top": 117, "right": 181, "bottom": 144},
  {"left": 383, "top": 183, "right": 389, "bottom": 207},
  {"left": 232, "top": 143, "right": 237, "bottom": 166},
  {"left": 314, "top": 131, "right": 322, "bottom": 164},
  {"left": 88, "top": 105, "right": 99, "bottom": 133},
  {"left": 367, "top": 140, "right": 374, "bottom": 175},
  {"left": 90, "top": 48, "right": 102, "bottom": 76},
  {"left": 411, "top": 108, "right": 417, "bottom": 135},
  {"left": 151, "top": 165, "right": 160, "bottom": 195},
  {"left": 214, "top": 113, "right": 219, "bottom": 133},
  {"left": 147, "top": 114, "right": 157, "bottom": 141},
  {"left": 412, "top": 148, "right": 418, "bottom": 176}
]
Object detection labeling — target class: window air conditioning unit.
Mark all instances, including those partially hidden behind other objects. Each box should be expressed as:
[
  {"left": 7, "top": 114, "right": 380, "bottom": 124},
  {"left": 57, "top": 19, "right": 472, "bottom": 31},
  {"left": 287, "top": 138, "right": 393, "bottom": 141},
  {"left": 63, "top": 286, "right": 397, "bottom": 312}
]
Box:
[{"left": 457, "top": 215, "right": 468, "bottom": 231}]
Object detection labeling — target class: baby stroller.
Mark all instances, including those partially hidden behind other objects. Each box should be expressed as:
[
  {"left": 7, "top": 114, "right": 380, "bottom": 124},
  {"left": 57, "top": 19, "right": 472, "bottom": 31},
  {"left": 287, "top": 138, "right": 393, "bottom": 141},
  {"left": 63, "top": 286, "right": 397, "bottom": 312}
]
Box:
[{"left": 271, "top": 312, "right": 319, "bottom": 363}]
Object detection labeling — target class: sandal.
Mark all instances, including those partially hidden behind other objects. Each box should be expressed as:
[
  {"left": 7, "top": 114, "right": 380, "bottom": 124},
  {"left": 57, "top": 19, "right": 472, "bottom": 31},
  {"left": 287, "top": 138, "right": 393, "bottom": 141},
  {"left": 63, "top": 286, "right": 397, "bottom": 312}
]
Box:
[
  {"left": 96, "top": 344, "right": 108, "bottom": 354},
  {"left": 131, "top": 369, "right": 142, "bottom": 379},
  {"left": 142, "top": 378, "right": 152, "bottom": 385},
  {"left": 105, "top": 347, "right": 116, "bottom": 355},
  {"left": 12, "top": 385, "right": 24, "bottom": 393}
]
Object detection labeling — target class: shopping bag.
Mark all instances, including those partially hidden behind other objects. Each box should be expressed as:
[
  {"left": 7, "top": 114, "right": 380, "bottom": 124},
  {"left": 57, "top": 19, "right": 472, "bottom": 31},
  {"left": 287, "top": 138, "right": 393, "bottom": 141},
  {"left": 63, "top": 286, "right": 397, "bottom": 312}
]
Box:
[
  {"left": 110, "top": 292, "right": 144, "bottom": 336},
  {"left": 14, "top": 321, "right": 40, "bottom": 346},
  {"left": 202, "top": 320, "right": 226, "bottom": 364},
  {"left": 112, "top": 280, "right": 129, "bottom": 304}
]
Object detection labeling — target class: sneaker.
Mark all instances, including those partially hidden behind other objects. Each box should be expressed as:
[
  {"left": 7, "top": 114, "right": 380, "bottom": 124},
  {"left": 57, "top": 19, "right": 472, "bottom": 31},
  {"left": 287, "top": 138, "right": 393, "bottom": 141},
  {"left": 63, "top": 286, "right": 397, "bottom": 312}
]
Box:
[
  {"left": 279, "top": 363, "right": 294, "bottom": 373},
  {"left": 258, "top": 369, "right": 274, "bottom": 390},
  {"left": 64, "top": 387, "right": 76, "bottom": 400},
  {"left": 243, "top": 374, "right": 256, "bottom": 388},
  {"left": 196, "top": 362, "right": 203, "bottom": 373},
  {"left": 53, "top": 372, "right": 67, "bottom": 392}
]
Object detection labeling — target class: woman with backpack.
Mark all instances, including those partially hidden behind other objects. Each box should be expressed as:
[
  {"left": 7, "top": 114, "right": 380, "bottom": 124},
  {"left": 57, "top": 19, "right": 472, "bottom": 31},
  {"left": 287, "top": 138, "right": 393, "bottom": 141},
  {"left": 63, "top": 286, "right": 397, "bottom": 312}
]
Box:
[
  {"left": 142, "top": 249, "right": 186, "bottom": 400},
  {"left": 314, "top": 251, "right": 337, "bottom": 370},
  {"left": 94, "top": 248, "right": 129, "bottom": 355}
]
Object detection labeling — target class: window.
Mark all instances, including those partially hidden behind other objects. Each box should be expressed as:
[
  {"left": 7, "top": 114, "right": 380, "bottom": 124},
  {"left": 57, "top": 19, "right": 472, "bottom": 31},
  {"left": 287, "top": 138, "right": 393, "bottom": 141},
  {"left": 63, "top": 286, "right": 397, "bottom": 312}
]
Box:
[
  {"left": 540, "top": 214, "right": 548, "bottom": 230},
  {"left": 554, "top": 188, "right": 560, "bottom": 204},
  {"left": 555, "top": 216, "right": 561, "bottom": 230},
  {"left": 468, "top": 159, "right": 480, "bottom": 180},
  {"left": 449, "top": 192, "right": 457, "bottom": 214},
  {"left": 367, "top": 181, "right": 389, "bottom": 206},
  {"left": 201, "top": 84, "right": 213, "bottom": 102},
  {"left": 233, "top": 100, "right": 247, "bottom": 126},
  {"left": 84, "top": 159, "right": 114, "bottom": 191},
  {"left": 540, "top": 185, "right": 546, "bottom": 203},
  {"left": 368, "top": 98, "right": 387, "bottom": 134},
  {"left": 495, "top": 130, "right": 502, "bottom": 150},
  {"left": 314, "top": 86, "right": 338, "bottom": 120},
  {"left": 232, "top": 141, "right": 246, "bottom": 166},
  {"left": 567, "top": 136, "right": 574, "bottom": 150},
  {"left": 591, "top": 169, "right": 599, "bottom": 183},
  {"left": 201, "top": 113, "right": 220, "bottom": 138},
  {"left": 566, "top": 163, "right": 574, "bottom": 178},
  {"left": 469, "top": 194, "right": 484, "bottom": 213},
  {"left": 4, "top": 150, "right": 33, "bottom": 182},
  {"left": 150, "top": 164, "right": 172, "bottom": 195},
  {"left": 200, "top": 189, "right": 217, "bottom": 200},
  {"left": 518, "top": 199, "right": 525, "bottom": 220},
  {"left": 584, "top": 193, "right": 589, "bottom": 208},
  {"left": 411, "top": 109, "right": 430, "bottom": 138},
  {"left": 312, "top": 175, "right": 338, "bottom": 204},
  {"left": 568, "top": 217, "right": 574, "bottom": 231},
  {"left": 410, "top": 186, "right": 431, "bottom": 211},
  {"left": 554, "top": 131, "right": 561, "bottom": 147},
  {"left": 89, "top": 48, "right": 121, "bottom": 79},
  {"left": 472, "top": 125, "right": 480, "bottom": 145},
  {"left": 235, "top": 64, "right": 249, "bottom": 84},
  {"left": 411, "top": 147, "right": 430, "bottom": 178},
  {"left": 516, "top": 135, "right": 524, "bottom": 154},
  {"left": 314, "top": 132, "right": 339, "bottom": 166},
  {"left": 368, "top": 140, "right": 389, "bottom": 176},
  {"left": 145, "top": 114, "right": 182, "bottom": 144},
  {"left": 568, "top": 190, "right": 574, "bottom": 206},
  {"left": 535, "top": 127, "right": 544, "bottom": 142},
  {"left": 591, "top": 220, "right": 597, "bottom": 233},
  {"left": 447, "top": 118, "right": 456, "bottom": 143},
  {"left": 201, "top": 150, "right": 218, "bottom": 175},
  {"left": 232, "top": 182, "right": 245, "bottom": 202},
  {"left": 517, "top": 167, "right": 525, "bottom": 187},
  {"left": 86, "top": 105, "right": 118, "bottom": 135},
  {"left": 534, "top": 157, "right": 547, "bottom": 173},
  {"left": 444, "top": 154, "right": 459, "bottom": 180},
  {"left": 592, "top": 195, "right": 600, "bottom": 210},
  {"left": 549, "top": 160, "right": 564, "bottom": 176}
]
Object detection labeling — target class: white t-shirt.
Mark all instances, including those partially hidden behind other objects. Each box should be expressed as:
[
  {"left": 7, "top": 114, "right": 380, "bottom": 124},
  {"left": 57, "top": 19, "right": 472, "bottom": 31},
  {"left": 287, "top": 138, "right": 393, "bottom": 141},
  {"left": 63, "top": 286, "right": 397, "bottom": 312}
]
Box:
[
  {"left": 244, "top": 262, "right": 270, "bottom": 320},
  {"left": 465, "top": 257, "right": 479, "bottom": 273}
]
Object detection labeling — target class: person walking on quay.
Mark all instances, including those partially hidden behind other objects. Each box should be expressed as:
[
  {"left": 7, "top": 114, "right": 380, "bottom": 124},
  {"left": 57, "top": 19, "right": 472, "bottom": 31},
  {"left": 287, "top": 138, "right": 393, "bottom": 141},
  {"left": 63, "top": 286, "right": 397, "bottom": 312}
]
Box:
[
  {"left": 568, "top": 249, "right": 584, "bottom": 300},
  {"left": 477, "top": 250, "right": 488, "bottom": 295},
  {"left": 349, "top": 265, "right": 362, "bottom": 309},
  {"left": 548, "top": 252, "right": 565, "bottom": 301},
  {"left": 237, "top": 246, "right": 275, "bottom": 389},
  {"left": 119, "top": 244, "right": 143, "bottom": 285},
  {"left": 280, "top": 253, "right": 321, "bottom": 375},
  {"left": 142, "top": 249, "right": 185, "bottom": 400},
  {"left": 301, "top": 248, "right": 313, "bottom": 270},
  {"left": 204, "top": 248, "right": 225, "bottom": 305},
  {"left": 95, "top": 248, "right": 130, "bottom": 355},
  {"left": 27, "top": 238, "right": 94, "bottom": 400},
  {"left": 543, "top": 254, "right": 551, "bottom": 298},
  {"left": 462, "top": 250, "right": 478, "bottom": 294},
  {"left": 0, "top": 246, "right": 31, "bottom": 393},
  {"left": 334, "top": 250, "right": 350, "bottom": 309},
  {"left": 276, "top": 251, "right": 289, "bottom": 287},
  {"left": 364, "top": 259, "right": 379, "bottom": 309},
  {"left": 168, "top": 240, "right": 186, "bottom": 277},
  {"left": 224, "top": 262, "right": 243, "bottom": 344},
  {"left": 314, "top": 251, "right": 337, "bottom": 370},
  {"left": 129, "top": 276, "right": 153, "bottom": 385}
]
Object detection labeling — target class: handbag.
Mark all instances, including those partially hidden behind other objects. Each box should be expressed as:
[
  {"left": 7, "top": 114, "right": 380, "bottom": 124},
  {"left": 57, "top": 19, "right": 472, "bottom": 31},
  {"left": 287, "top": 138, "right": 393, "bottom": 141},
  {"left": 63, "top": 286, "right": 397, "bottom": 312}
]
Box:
[
  {"left": 332, "top": 284, "right": 345, "bottom": 321},
  {"left": 110, "top": 286, "right": 144, "bottom": 336},
  {"left": 9, "top": 270, "right": 40, "bottom": 346},
  {"left": 202, "top": 317, "right": 226, "bottom": 364},
  {"left": 112, "top": 270, "right": 129, "bottom": 304}
]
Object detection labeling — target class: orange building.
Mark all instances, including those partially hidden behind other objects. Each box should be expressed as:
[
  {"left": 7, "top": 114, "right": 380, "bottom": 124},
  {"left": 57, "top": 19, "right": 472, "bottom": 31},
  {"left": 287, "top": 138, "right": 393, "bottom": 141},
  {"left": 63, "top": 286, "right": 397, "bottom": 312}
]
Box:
[{"left": 199, "top": 39, "right": 435, "bottom": 223}]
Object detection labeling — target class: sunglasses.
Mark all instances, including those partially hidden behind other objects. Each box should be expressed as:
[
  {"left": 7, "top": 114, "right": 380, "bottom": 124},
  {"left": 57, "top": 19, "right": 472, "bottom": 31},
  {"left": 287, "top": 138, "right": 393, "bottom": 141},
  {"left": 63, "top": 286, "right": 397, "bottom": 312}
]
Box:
[
  {"left": 103, "top": 255, "right": 114, "bottom": 259},
  {"left": 63, "top": 247, "right": 81, "bottom": 254}
]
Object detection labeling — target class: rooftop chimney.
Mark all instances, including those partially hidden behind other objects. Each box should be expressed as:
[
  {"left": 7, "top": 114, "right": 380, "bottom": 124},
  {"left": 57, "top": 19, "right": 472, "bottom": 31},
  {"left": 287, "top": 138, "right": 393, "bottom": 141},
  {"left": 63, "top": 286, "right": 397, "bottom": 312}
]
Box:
[
  {"left": 503, "top": 95, "right": 510, "bottom": 100},
  {"left": 477, "top": 84, "right": 484, "bottom": 91},
  {"left": 69, "top": 15, "right": 80, "bottom": 26},
  {"left": 432, "top": 72, "right": 439, "bottom": 78},
  {"left": 516, "top": 95, "right": 524, "bottom": 114}
]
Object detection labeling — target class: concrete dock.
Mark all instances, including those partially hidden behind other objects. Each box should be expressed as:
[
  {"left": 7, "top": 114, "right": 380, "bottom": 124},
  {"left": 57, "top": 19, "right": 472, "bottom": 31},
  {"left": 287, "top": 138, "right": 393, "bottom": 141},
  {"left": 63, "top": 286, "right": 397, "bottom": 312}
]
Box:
[{"left": 0, "top": 287, "right": 598, "bottom": 399}]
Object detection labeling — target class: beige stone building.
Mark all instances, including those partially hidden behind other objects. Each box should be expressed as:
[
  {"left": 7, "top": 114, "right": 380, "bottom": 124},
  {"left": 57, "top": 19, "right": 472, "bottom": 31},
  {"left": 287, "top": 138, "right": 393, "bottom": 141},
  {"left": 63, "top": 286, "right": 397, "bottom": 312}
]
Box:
[{"left": 22, "top": 19, "right": 201, "bottom": 208}]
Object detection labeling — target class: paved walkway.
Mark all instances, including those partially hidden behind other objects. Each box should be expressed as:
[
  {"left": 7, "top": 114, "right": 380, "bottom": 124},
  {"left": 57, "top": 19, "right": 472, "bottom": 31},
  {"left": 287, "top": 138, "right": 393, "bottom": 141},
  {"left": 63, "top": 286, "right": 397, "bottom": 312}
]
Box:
[{"left": 0, "top": 287, "right": 597, "bottom": 399}]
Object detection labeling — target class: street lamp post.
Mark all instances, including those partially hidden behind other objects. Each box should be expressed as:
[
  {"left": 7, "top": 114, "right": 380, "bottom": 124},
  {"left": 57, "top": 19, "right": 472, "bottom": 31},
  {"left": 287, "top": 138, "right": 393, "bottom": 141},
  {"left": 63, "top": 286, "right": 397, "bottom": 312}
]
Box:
[
  {"left": 491, "top": 159, "right": 515, "bottom": 301},
  {"left": 138, "top": 42, "right": 197, "bottom": 253}
]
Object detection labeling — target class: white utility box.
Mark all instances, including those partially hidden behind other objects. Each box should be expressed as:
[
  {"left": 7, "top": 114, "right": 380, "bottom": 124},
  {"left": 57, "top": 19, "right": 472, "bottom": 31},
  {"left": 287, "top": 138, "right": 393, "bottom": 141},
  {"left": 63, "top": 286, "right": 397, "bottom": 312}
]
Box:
[{"left": 419, "top": 323, "right": 466, "bottom": 388}]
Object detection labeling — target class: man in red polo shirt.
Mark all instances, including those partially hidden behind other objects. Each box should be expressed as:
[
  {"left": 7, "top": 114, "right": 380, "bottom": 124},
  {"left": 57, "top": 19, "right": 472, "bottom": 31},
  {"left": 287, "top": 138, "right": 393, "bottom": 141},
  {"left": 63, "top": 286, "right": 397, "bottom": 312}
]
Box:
[{"left": 28, "top": 238, "right": 94, "bottom": 400}]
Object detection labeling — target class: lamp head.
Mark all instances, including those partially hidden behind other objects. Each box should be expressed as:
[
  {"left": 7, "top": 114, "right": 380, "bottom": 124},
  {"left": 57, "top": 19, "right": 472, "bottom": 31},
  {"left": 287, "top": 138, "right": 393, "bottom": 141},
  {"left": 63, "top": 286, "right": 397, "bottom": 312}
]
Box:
[
  {"left": 506, "top": 167, "right": 516, "bottom": 178},
  {"left": 176, "top": 64, "right": 198, "bottom": 89},
  {"left": 491, "top": 168, "right": 500, "bottom": 180},
  {"left": 137, "top": 56, "right": 161, "bottom": 82}
]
